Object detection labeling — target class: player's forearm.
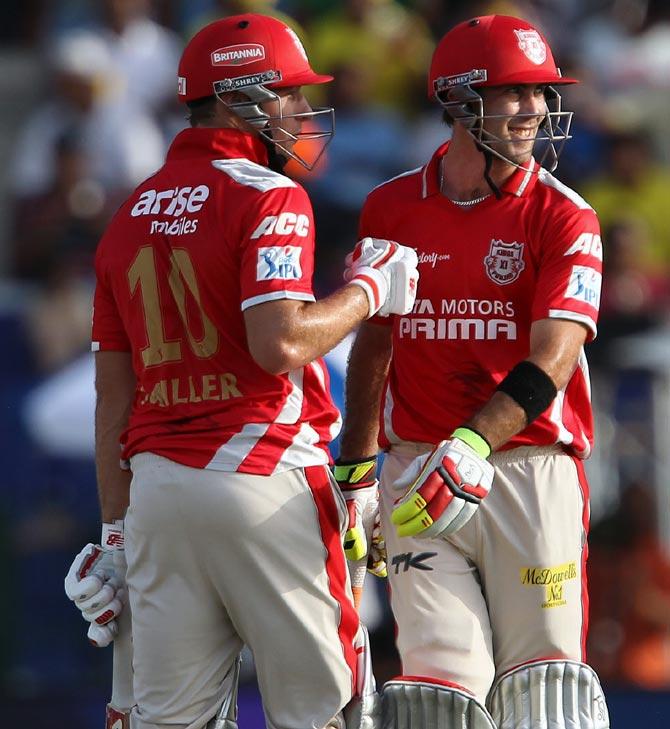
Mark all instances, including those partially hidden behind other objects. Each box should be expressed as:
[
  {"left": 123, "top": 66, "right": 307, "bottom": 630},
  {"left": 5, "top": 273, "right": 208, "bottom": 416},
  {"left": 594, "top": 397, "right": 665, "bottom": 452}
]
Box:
[
  {"left": 464, "top": 319, "right": 588, "bottom": 451},
  {"left": 95, "top": 352, "right": 136, "bottom": 523},
  {"left": 338, "top": 322, "right": 392, "bottom": 459},
  {"left": 247, "top": 285, "right": 370, "bottom": 374},
  {"left": 96, "top": 414, "right": 132, "bottom": 523}
]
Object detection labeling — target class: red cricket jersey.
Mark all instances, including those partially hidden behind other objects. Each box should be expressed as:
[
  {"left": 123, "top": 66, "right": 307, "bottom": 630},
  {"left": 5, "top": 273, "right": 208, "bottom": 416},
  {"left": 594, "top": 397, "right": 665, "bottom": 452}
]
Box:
[
  {"left": 360, "top": 142, "right": 602, "bottom": 458},
  {"left": 92, "top": 127, "right": 340, "bottom": 474}
]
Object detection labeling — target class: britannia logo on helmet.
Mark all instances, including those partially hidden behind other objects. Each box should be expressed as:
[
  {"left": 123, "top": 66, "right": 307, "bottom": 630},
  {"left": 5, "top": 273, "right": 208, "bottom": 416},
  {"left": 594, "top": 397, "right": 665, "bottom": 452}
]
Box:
[
  {"left": 513, "top": 29, "right": 547, "bottom": 65},
  {"left": 211, "top": 44, "right": 265, "bottom": 66},
  {"left": 484, "top": 240, "right": 526, "bottom": 285}
]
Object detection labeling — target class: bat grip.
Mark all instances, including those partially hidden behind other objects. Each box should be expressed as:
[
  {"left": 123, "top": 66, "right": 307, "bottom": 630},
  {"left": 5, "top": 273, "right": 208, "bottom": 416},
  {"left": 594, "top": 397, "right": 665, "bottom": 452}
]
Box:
[{"left": 350, "top": 557, "right": 367, "bottom": 612}]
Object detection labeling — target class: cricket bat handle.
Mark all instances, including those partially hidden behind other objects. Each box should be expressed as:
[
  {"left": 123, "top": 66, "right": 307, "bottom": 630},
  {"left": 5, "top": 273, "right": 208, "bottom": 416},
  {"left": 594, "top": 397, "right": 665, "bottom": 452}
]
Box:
[
  {"left": 350, "top": 556, "right": 367, "bottom": 612},
  {"left": 105, "top": 603, "right": 134, "bottom": 728}
]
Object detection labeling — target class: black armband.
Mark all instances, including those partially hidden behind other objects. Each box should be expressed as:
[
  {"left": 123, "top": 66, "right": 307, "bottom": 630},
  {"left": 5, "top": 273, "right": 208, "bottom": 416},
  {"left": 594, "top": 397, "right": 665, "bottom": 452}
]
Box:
[{"left": 496, "top": 360, "right": 557, "bottom": 425}]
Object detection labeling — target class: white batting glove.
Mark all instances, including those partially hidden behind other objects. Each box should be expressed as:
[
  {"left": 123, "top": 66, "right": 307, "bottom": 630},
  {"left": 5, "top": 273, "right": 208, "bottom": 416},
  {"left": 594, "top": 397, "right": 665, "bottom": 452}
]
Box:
[
  {"left": 345, "top": 237, "right": 419, "bottom": 318},
  {"left": 391, "top": 433, "right": 494, "bottom": 539},
  {"left": 64, "top": 521, "right": 127, "bottom": 648}
]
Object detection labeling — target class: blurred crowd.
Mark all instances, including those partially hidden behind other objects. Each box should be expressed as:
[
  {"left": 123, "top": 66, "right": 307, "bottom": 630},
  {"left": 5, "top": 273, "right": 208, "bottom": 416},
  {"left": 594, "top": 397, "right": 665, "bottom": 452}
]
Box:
[{"left": 1, "top": 0, "right": 670, "bottom": 724}]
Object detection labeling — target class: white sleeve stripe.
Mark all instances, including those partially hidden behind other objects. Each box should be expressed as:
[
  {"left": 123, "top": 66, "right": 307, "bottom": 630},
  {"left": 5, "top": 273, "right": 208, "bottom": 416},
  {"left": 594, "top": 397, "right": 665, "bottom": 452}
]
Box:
[
  {"left": 240, "top": 291, "right": 315, "bottom": 311},
  {"left": 547, "top": 309, "right": 597, "bottom": 337},
  {"left": 537, "top": 168, "right": 593, "bottom": 210},
  {"left": 211, "top": 158, "right": 297, "bottom": 191}
]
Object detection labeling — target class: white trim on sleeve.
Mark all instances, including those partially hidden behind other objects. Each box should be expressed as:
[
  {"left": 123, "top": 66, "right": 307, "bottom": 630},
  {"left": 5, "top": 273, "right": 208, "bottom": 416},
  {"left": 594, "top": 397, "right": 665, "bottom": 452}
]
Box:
[
  {"left": 547, "top": 309, "right": 597, "bottom": 338},
  {"left": 240, "top": 290, "right": 315, "bottom": 311}
]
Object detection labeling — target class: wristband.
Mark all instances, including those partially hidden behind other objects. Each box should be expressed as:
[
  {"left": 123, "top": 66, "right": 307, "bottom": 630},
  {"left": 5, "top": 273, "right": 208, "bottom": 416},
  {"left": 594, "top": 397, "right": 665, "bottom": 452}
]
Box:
[
  {"left": 101, "top": 520, "right": 125, "bottom": 550},
  {"left": 496, "top": 360, "right": 557, "bottom": 425},
  {"left": 451, "top": 427, "right": 491, "bottom": 459},
  {"left": 348, "top": 268, "right": 387, "bottom": 318},
  {"left": 333, "top": 457, "right": 378, "bottom": 487}
]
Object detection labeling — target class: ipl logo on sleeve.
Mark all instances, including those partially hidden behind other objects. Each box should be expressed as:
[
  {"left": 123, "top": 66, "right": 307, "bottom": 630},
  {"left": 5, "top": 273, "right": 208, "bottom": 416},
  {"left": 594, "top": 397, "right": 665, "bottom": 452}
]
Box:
[
  {"left": 257, "top": 246, "right": 303, "bottom": 280},
  {"left": 565, "top": 265, "right": 601, "bottom": 308}
]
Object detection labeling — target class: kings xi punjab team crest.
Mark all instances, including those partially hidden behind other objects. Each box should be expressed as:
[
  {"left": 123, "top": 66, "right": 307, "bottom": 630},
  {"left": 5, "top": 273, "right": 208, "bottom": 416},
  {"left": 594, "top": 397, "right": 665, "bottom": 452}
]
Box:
[
  {"left": 513, "top": 29, "right": 547, "bottom": 65},
  {"left": 484, "top": 239, "right": 526, "bottom": 285}
]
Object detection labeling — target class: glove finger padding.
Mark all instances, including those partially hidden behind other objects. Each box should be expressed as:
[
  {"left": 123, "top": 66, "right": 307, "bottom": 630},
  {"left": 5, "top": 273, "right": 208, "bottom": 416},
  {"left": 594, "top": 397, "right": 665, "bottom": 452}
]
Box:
[
  {"left": 342, "top": 484, "right": 379, "bottom": 562},
  {"left": 81, "top": 594, "right": 124, "bottom": 625},
  {"left": 87, "top": 620, "right": 118, "bottom": 648},
  {"left": 74, "top": 581, "right": 117, "bottom": 612},
  {"left": 367, "top": 512, "right": 387, "bottom": 578},
  {"left": 391, "top": 439, "right": 494, "bottom": 539}
]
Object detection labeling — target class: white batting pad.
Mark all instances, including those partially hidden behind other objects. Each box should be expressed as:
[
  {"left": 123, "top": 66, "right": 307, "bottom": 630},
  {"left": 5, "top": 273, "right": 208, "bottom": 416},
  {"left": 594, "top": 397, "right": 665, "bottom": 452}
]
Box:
[
  {"left": 206, "top": 655, "right": 241, "bottom": 729},
  {"left": 488, "top": 659, "right": 610, "bottom": 729},
  {"left": 382, "top": 678, "right": 496, "bottom": 729},
  {"left": 344, "top": 626, "right": 381, "bottom": 729}
]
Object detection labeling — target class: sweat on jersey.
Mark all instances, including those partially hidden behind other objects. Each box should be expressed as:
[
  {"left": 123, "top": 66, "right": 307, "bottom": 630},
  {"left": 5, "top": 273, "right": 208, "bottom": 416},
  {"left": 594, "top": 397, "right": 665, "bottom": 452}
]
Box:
[
  {"left": 92, "top": 127, "right": 340, "bottom": 474},
  {"left": 361, "top": 141, "right": 602, "bottom": 459}
]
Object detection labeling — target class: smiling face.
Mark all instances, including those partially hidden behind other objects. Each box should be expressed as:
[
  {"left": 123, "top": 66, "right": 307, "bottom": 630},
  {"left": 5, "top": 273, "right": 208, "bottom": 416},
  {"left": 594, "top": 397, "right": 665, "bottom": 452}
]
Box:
[{"left": 478, "top": 83, "right": 548, "bottom": 166}]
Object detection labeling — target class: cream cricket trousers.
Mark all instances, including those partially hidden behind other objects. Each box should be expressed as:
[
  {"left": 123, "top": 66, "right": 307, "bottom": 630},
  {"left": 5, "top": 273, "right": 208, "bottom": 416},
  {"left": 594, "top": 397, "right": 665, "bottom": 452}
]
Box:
[
  {"left": 381, "top": 444, "right": 590, "bottom": 704},
  {"left": 125, "top": 453, "right": 359, "bottom": 729}
]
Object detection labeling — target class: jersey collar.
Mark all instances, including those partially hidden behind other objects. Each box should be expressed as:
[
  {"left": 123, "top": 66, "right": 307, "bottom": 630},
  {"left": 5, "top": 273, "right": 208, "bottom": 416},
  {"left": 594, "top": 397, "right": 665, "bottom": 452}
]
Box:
[
  {"left": 166, "top": 127, "right": 270, "bottom": 166},
  {"left": 421, "top": 140, "right": 538, "bottom": 200}
]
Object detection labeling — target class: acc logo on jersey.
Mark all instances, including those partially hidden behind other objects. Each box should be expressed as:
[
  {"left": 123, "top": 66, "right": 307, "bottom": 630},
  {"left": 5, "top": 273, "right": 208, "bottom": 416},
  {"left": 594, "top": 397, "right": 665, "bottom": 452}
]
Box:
[
  {"left": 250, "top": 212, "right": 310, "bottom": 239},
  {"left": 257, "top": 246, "right": 302, "bottom": 280},
  {"left": 514, "top": 29, "right": 547, "bottom": 65},
  {"left": 484, "top": 239, "right": 525, "bottom": 285},
  {"left": 565, "top": 265, "right": 601, "bottom": 308}
]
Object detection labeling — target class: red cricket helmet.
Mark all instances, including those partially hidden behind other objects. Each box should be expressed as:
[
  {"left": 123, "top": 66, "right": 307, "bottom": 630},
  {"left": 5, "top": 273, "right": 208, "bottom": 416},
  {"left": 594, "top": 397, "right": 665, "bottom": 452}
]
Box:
[
  {"left": 429, "top": 15, "right": 577, "bottom": 99},
  {"left": 177, "top": 14, "right": 334, "bottom": 171},
  {"left": 428, "top": 15, "right": 577, "bottom": 172},
  {"left": 178, "top": 13, "right": 332, "bottom": 102}
]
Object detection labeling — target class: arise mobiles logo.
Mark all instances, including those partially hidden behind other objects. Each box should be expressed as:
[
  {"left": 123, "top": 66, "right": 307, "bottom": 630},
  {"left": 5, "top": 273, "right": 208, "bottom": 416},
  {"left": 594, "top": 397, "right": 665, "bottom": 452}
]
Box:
[
  {"left": 131, "top": 185, "right": 210, "bottom": 217},
  {"left": 211, "top": 44, "right": 265, "bottom": 66}
]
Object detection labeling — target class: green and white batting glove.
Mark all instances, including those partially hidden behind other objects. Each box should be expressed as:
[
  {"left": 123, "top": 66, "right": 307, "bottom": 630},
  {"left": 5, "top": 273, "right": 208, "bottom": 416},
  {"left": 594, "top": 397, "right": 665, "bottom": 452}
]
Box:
[
  {"left": 391, "top": 427, "right": 494, "bottom": 539},
  {"left": 334, "top": 457, "right": 387, "bottom": 578}
]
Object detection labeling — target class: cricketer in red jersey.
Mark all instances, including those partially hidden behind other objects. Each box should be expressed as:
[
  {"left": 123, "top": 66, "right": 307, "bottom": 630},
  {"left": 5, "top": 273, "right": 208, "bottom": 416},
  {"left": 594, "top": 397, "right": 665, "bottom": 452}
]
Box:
[
  {"left": 64, "top": 13, "right": 419, "bottom": 729},
  {"left": 339, "top": 15, "right": 610, "bottom": 729}
]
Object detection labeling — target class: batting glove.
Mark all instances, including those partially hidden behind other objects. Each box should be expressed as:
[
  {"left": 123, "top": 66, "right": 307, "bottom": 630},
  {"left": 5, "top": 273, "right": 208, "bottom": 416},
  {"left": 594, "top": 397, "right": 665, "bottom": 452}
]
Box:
[
  {"left": 64, "top": 521, "right": 127, "bottom": 648},
  {"left": 334, "top": 457, "right": 387, "bottom": 578},
  {"left": 345, "top": 237, "right": 419, "bottom": 318},
  {"left": 391, "top": 428, "right": 494, "bottom": 539}
]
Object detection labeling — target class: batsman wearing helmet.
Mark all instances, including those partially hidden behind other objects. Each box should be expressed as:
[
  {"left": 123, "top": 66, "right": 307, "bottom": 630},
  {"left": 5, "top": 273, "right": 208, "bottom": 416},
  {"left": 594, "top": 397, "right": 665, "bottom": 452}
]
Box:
[
  {"left": 339, "top": 15, "right": 610, "bottom": 729},
  {"left": 63, "top": 13, "right": 419, "bottom": 729}
]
